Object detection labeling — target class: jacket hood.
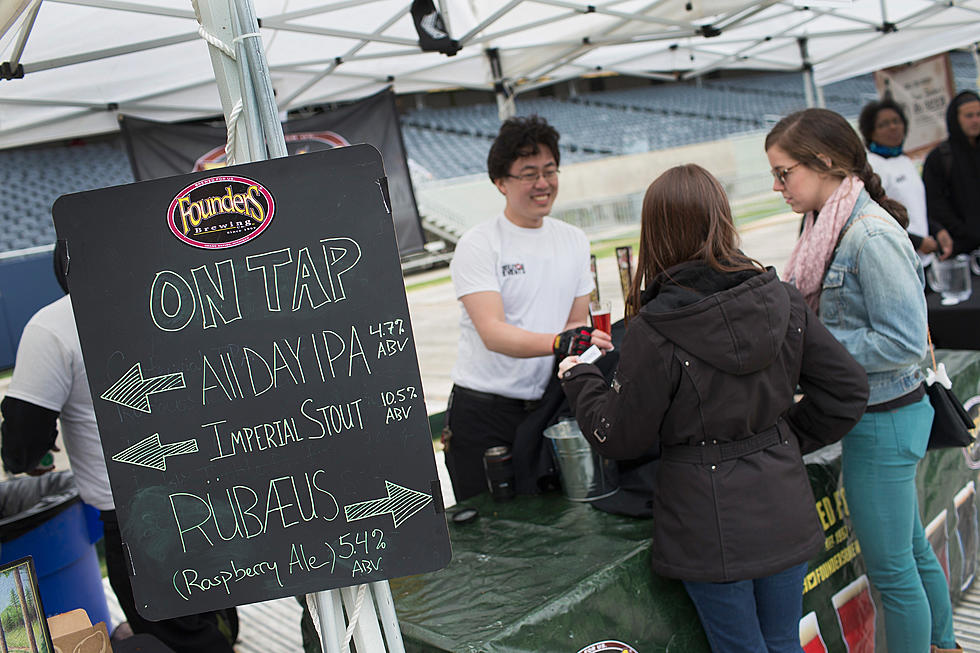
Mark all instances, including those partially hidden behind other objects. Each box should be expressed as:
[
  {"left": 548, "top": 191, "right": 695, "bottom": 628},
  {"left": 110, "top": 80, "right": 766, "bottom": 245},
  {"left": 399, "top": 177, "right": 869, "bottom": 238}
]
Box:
[
  {"left": 639, "top": 261, "right": 791, "bottom": 375},
  {"left": 946, "top": 90, "right": 980, "bottom": 149}
]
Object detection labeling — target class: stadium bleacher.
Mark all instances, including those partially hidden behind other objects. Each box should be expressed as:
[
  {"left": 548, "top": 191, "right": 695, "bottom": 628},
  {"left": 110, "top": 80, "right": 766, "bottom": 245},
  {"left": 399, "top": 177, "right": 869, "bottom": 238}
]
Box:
[{"left": 0, "top": 51, "right": 975, "bottom": 254}]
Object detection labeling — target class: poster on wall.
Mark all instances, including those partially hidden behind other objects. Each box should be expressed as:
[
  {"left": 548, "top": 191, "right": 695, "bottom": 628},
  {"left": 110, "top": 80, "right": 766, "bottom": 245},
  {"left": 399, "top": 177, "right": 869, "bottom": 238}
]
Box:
[{"left": 873, "top": 52, "right": 955, "bottom": 158}]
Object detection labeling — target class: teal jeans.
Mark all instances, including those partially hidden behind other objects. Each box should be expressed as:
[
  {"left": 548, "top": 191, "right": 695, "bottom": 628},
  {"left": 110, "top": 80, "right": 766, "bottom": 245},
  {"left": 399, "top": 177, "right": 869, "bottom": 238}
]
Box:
[{"left": 841, "top": 395, "right": 956, "bottom": 651}]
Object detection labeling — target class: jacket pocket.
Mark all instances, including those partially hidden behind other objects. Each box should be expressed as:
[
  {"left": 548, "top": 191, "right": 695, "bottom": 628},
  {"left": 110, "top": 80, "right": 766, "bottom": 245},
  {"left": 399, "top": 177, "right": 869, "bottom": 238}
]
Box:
[{"left": 820, "top": 265, "right": 846, "bottom": 325}]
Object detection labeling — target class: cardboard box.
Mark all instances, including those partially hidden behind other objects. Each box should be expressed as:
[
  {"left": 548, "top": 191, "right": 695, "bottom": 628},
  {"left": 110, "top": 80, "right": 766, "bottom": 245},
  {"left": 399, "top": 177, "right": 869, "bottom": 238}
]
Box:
[{"left": 47, "top": 608, "right": 113, "bottom": 653}]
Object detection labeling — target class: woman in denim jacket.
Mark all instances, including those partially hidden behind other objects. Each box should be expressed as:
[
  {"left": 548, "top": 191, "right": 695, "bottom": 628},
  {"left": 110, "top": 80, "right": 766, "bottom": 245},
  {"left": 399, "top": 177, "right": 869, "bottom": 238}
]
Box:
[{"left": 765, "top": 108, "right": 959, "bottom": 653}]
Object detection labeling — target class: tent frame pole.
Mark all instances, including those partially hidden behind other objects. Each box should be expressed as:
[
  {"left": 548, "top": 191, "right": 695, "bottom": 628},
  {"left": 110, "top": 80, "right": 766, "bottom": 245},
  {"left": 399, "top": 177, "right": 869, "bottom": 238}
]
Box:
[{"left": 195, "top": 1, "right": 406, "bottom": 650}]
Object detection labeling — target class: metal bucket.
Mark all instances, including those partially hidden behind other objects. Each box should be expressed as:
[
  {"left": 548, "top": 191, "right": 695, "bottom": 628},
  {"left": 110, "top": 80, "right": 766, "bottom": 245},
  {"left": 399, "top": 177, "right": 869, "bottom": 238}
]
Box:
[{"left": 543, "top": 419, "right": 619, "bottom": 501}]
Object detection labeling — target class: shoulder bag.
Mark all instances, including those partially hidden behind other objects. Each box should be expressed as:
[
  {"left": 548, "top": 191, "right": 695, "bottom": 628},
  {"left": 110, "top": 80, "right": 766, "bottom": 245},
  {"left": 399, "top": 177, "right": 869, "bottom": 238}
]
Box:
[{"left": 925, "top": 329, "right": 976, "bottom": 450}]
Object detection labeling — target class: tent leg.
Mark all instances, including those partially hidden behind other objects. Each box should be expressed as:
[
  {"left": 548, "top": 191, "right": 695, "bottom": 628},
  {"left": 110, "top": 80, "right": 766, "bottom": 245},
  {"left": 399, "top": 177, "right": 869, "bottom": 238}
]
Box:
[
  {"left": 372, "top": 580, "right": 406, "bottom": 652},
  {"left": 313, "top": 590, "right": 344, "bottom": 653},
  {"left": 231, "top": 0, "right": 287, "bottom": 158},
  {"left": 314, "top": 583, "right": 404, "bottom": 652}
]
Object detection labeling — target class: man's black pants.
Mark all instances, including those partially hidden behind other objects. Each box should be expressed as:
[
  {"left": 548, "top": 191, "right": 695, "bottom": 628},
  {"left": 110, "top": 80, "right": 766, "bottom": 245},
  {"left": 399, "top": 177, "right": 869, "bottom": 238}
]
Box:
[
  {"left": 100, "top": 511, "right": 238, "bottom": 652},
  {"left": 443, "top": 385, "right": 539, "bottom": 502}
]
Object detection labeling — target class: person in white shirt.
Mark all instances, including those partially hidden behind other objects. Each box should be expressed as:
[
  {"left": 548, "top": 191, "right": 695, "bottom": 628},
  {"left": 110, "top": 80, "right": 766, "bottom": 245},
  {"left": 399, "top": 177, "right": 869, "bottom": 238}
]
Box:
[
  {"left": 859, "top": 98, "right": 953, "bottom": 260},
  {"left": 445, "top": 115, "right": 613, "bottom": 501}
]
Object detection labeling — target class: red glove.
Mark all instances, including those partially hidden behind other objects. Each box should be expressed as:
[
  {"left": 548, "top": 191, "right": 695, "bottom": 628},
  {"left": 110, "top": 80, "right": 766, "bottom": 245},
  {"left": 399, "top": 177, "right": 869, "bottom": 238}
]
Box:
[{"left": 553, "top": 326, "right": 595, "bottom": 359}]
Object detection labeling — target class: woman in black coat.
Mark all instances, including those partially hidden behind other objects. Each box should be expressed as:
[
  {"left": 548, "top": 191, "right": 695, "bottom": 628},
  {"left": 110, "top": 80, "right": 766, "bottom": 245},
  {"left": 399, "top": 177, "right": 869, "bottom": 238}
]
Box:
[{"left": 558, "top": 164, "right": 868, "bottom": 653}]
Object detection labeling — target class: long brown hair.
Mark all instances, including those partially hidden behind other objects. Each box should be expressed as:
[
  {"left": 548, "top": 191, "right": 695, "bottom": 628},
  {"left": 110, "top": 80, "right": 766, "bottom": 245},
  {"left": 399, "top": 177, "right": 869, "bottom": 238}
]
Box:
[
  {"left": 625, "top": 164, "right": 764, "bottom": 319},
  {"left": 764, "top": 108, "right": 908, "bottom": 227}
]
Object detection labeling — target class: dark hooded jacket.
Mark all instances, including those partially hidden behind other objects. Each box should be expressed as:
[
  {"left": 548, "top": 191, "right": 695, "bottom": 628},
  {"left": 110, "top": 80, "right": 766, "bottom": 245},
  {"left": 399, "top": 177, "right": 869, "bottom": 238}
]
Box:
[
  {"left": 561, "top": 262, "right": 868, "bottom": 582},
  {"left": 923, "top": 90, "right": 980, "bottom": 254}
]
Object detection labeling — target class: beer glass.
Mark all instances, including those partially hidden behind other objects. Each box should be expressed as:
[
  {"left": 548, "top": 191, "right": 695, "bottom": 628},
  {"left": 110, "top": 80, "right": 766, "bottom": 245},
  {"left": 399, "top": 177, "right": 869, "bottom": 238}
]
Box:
[
  {"left": 589, "top": 300, "right": 612, "bottom": 333},
  {"left": 799, "top": 611, "right": 828, "bottom": 653},
  {"left": 832, "top": 574, "right": 876, "bottom": 653},
  {"left": 926, "top": 255, "right": 972, "bottom": 305},
  {"left": 955, "top": 483, "right": 978, "bottom": 590},
  {"left": 926, "top": 509, "right": 950, "bottom": 584}
]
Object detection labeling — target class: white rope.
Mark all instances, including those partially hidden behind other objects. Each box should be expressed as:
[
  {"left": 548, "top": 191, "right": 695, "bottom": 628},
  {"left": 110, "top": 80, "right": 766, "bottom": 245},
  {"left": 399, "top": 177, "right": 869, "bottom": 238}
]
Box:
[
  {"left": 189, "top": 0, "right": 236, "bottom": 61},
  {"left": 224, "top": 99, "right": 244, "bottom": 166},
  {"left": 198, "top": 24, "right": 236, "bottom": 59},
  {"left": 340, "top": 585, "right": 367, "bottom": 653}
]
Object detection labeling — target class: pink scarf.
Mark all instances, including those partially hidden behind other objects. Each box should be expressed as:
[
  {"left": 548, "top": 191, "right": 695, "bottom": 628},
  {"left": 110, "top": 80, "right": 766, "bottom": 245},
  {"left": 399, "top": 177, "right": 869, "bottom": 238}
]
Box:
[{"left": 783, "top": 176, "right": 865, "bottom": 312}]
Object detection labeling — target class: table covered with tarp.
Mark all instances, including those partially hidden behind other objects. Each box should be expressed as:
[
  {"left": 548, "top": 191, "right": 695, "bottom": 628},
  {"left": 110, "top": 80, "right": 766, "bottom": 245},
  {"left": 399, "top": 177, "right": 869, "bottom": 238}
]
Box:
[{"left": 393, "top": 350, "right": 980, "bottom": 652}]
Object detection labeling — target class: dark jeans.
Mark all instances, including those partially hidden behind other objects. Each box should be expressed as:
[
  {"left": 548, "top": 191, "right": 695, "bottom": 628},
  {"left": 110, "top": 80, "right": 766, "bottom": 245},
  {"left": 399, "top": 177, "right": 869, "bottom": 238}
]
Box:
[
  {"left": 100, "top": 511, "right": 238, "bottom": 652},
  {"left": 443, "top": 385, "right": 538, "bottom": 502},
  {"left": 682, "top": 562, "right": 808, "bottom": 653}
]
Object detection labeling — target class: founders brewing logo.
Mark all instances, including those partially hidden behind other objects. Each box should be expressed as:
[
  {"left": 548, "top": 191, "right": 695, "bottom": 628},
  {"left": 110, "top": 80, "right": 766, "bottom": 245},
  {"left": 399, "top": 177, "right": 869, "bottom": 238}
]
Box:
[{"left": 168, "top": 176, "right": 275, "bottom": 249}]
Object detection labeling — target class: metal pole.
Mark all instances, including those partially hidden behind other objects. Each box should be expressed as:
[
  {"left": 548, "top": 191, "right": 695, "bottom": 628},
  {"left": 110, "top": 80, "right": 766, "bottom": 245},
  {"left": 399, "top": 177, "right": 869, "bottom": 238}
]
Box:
[
  {"left": 232, "top": 0, "right": 287, "bottom": 158},
  {"left": 372, "top": 581, "right": 407, "bottom": 652},
  {"left": 797, "top": 37, "right": 815, "bottom": 108},
  {"left": 230, "top": 3, "right": 265, "bottom": 160},
  {"left": 313, "top": 591, "right": 344, "bottom": 653}
]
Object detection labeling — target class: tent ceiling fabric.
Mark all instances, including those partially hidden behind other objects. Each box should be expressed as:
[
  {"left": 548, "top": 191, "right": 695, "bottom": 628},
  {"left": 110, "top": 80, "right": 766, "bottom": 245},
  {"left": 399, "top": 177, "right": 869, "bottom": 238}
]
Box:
[{"left": 0, "top": 0, "right": 978, "bottom": 149}]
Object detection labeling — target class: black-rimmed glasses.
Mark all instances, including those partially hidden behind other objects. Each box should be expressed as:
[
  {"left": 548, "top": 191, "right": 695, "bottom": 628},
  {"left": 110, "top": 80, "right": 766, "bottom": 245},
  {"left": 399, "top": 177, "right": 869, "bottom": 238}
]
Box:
[{"left": 507, "top": 168, "right": 559, "bottom": 184}]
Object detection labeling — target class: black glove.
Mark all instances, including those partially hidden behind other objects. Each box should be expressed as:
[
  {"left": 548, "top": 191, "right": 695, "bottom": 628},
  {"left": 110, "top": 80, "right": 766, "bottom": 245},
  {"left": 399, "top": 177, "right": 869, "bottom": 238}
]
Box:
[{"left": 553, "top": 326, "right": 594, "bottom": 359}]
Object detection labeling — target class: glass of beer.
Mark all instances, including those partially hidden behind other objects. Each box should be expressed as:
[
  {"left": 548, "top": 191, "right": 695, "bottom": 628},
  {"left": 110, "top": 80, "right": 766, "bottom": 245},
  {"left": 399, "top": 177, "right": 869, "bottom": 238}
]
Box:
[
  {"left": 832, "top": 574, "right": 876, "bottom": 653},
  {"left": 799, "top": 611, "right": 828, "bottom": 653},
  {"left": 955, "top": 483, "right": 978, "bottom": 590},
  {"left": 590, "top": 300, "right": 612, "bottom": 333}
]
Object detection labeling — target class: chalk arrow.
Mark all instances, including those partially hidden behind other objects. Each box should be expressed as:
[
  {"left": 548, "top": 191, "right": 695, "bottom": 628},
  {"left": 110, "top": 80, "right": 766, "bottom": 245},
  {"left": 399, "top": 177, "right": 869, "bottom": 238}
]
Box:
[
  {"left": 111, "top": 434, "right": 198, "bottom": 471},
  {"left": 101, "top": 363, "right": 185, "bottom": 413},
  {"left": 344, "top": 481, "right": 433, "bottom": 528}
]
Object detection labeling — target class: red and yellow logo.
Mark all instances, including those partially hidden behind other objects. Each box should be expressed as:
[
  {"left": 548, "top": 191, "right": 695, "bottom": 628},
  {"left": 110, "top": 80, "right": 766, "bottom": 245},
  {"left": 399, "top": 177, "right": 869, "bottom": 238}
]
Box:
[{"left": 167, "top": 176, "right": 275, "bottom": 249}]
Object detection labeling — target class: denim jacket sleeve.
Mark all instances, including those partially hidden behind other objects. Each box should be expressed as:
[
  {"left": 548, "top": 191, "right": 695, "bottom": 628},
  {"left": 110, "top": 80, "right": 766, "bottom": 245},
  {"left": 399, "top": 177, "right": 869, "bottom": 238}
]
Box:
[{"left": 827, "top": 218, "right": 928, "bottom": 373}]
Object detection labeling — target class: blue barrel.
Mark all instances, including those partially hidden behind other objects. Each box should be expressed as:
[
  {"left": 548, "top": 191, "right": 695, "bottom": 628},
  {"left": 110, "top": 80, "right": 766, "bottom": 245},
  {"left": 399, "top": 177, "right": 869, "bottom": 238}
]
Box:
[{"left": 0, "top": 471, "right": 111, "bottom": 629}]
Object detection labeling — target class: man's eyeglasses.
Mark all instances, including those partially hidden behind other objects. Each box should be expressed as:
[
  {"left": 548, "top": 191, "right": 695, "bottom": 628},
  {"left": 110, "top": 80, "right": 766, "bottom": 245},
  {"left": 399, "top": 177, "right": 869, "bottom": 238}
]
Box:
[
  {"left": 507, "top": 168, "right": 559, "bottom": 184},
  {"left": 770, "top": 162, "right": 801, "bottom": 185}
]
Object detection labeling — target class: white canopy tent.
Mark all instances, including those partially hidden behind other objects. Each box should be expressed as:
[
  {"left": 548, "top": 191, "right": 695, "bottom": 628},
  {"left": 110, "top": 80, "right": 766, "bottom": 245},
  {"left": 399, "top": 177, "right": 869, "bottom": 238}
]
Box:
[{"left": 0, "top": 0, "right": 978, "bottom": 150}]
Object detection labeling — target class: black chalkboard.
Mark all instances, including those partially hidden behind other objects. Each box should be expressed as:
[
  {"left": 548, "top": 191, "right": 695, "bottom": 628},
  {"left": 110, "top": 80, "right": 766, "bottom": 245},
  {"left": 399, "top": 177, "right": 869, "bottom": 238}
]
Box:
[{"left": 53, "top": 145, "right": 451, "bottom": 621}]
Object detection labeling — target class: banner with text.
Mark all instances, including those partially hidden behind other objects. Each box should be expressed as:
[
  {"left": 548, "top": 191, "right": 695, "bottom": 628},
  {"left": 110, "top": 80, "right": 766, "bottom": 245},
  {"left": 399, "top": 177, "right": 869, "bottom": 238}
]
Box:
[{"left": 120, "top": 88, "right": 425, "bottom": 257}]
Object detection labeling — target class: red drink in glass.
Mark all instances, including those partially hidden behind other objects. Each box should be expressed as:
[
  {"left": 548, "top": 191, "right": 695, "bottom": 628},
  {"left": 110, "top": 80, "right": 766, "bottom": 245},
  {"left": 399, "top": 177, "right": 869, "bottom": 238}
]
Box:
[
  {"left": 800, "top": 612, "right": 828, "bottom": 653},
  {"left": 590, "top": 300, "right": 611, "bottom": 333},
  {"left": 832, "top": 575, "right": 876, "bottom": 653}
]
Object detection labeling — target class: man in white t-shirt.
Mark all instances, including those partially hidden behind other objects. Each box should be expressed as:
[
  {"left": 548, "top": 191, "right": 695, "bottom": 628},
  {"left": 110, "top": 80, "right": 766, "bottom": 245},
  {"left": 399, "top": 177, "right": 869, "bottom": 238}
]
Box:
[
  {"left": 1, "top": 265, "right": 237, "bottom": 652},
  {"left": 445, "top": 115, "right": 613, "bottom": 501}
]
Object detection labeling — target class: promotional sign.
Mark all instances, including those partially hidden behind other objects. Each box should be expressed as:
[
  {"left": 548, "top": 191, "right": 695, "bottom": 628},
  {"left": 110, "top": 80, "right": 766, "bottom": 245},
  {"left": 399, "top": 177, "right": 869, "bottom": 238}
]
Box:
[
  {"left": 53, "top": 145, "right": 451, "bottom": 620},
  {"left": 873, "top": 53, "right": 955, "bottom": 158},
  {"left": 119, "top": 88, "right": 426, "bottom": 257}
]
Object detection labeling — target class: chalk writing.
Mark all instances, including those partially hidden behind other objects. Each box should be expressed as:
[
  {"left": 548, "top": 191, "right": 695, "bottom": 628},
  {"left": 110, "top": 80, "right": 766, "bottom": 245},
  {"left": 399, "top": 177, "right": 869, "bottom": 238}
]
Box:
[
  {"left": 149, "top": 238, "right": 362, "bottom": 333},
  {"left": 169, "top": 470, "right": 340, "bottom": 553},
  {"left": 344, "top": 480, "right": 432, "bottom": 528},
  {"left": 112, "top": 433, "right": 199, "bottom": 471},
  {"left": 173, "top": 557, "right": 284, "bottom": 601},
  {"left": 200, "top": 328, "right": 371, "bottom": 405},
  {"left": 101, "top": 363, "right": 186, "bottom": 413}
]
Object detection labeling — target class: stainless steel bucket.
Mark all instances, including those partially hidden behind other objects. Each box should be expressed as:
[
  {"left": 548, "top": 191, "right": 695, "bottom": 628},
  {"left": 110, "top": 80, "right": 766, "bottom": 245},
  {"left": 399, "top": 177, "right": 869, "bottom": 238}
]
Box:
[{"left": 543, "top": 419, "right": 619, "bottom": 501}]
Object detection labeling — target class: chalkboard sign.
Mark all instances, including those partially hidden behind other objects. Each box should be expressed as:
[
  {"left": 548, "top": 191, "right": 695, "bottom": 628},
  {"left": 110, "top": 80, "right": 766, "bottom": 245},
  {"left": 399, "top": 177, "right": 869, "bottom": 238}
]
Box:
[{"left": 53, "top": 145, "right": 451, "bottom": 621}]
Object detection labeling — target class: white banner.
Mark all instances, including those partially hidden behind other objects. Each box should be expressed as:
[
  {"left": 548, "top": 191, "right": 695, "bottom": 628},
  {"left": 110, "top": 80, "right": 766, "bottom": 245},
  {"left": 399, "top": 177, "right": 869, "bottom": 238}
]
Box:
[{"left": 873, "top": 53, "right": 955, "bottom": 159}]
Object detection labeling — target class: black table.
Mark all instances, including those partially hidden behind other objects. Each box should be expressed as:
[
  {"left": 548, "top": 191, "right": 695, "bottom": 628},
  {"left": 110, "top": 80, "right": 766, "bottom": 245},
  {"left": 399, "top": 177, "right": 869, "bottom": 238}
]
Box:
[{"left": 927, "top": 285, "right": 980, "bottom": 350}]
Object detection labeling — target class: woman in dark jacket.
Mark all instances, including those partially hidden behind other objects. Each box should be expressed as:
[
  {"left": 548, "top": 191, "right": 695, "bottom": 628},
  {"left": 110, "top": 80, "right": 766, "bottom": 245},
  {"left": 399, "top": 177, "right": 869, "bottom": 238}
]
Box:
[{"left": 558, "top": 164, "right": 868, "bottom": 653}]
